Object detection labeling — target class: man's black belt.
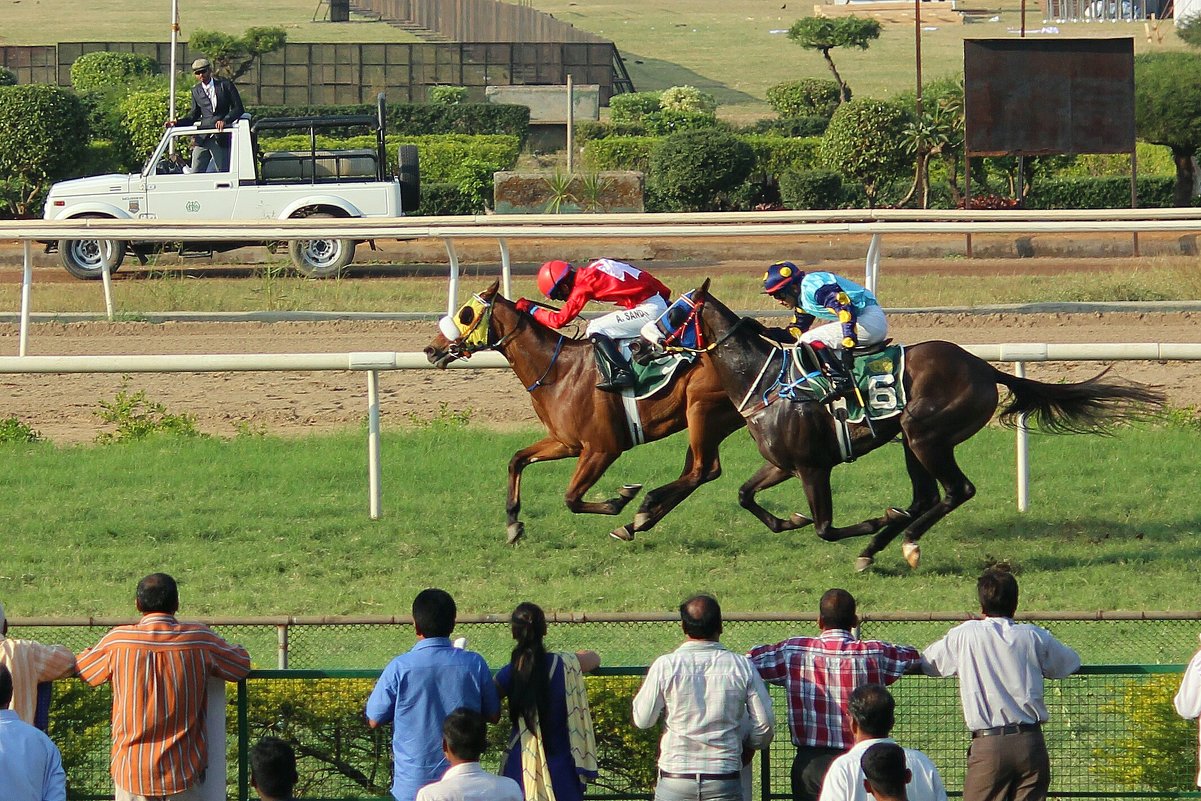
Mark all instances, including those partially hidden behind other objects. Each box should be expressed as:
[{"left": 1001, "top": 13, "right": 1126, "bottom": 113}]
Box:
[
  {"left": 659, "top": 770, "right": 742, "bottom": 781},
  {"left": 971, "top": 722, "right": 1042, "bottom": 738}
]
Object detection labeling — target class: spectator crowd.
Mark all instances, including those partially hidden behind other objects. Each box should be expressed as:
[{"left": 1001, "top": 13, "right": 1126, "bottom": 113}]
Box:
[{"left": 3, "top": 568, "right": 1201, "bottom": 801}]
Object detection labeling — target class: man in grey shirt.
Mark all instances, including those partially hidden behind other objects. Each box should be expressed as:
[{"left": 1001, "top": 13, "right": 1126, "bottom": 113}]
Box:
[
  {"left": 921, "top": 568, "right": 1080, "bottom": 801},
  {"left": 634, "top": 594, "right": 774, "bottom": 801}
]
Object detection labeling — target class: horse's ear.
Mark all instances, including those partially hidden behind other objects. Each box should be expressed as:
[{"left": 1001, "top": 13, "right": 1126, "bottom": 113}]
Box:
[
  {"left": 483, "top": 280, "right": 500, "bottom": 299},
  {"left": 699, "top": 278, "right": 712, "bottom": 297}
]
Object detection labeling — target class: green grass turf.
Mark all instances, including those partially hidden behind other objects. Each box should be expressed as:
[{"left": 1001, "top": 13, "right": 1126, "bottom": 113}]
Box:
[{"left": 1, "top": 422, "right": 1197, "bottom": 626}]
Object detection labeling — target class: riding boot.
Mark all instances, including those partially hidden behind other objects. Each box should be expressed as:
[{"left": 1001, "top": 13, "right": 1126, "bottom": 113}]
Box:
[
  {"left": 591, "top": 333, "right": 636, "bottom": 391},
  {"left": 817, "top": 347, "right": 855, "bottom": 404}
]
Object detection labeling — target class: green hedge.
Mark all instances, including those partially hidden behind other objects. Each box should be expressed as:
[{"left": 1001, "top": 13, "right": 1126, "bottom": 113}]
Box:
[
  {"left": 418, "top": 182, "right": 481, "bottom": 215},
  {"left": 780, "top": 169, "right": 845, "bottom": 210},
  {"left": 0, "top": 67, "right": 15, "bottom": 87},
  {"left": 1027, "top": 175, "right": 1183, "bottom": 209},
  {"left": 582, "top": 136, "right": 658, "bottom": 173},
  {"left": 0, "top": 84, "right": 89, "bottom": 216},
  {"left": 260, "top": 133, "right": 520, "bottom": 185},
  {"left": 70, "top": 51, "right": 160, "bottom": 93},
  {"left": 743, "top": 135, "right": 823, "bottom": 178},
  {"left": 247, "top": 103, "right": 530, "bottom": 143}
]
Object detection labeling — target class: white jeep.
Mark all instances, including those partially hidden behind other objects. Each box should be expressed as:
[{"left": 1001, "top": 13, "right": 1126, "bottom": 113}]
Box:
[{"left": 43, "top": 96, "right": 420, "bottom": 278}]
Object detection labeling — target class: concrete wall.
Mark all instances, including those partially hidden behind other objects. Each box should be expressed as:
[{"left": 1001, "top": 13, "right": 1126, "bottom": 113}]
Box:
[{"left": 485, "top": 84, "right": 599, "bottom": 123}]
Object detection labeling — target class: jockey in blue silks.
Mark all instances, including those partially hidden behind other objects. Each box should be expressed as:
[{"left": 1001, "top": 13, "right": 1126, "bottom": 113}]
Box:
[{"left": 762, "top": 261, "right": 888, "bottom": 402}]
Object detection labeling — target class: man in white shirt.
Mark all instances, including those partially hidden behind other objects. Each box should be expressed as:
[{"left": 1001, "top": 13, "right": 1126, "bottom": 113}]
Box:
[
  {"left": 0, "top": 665, "right": 66, "bottom": 801},
  {"left": 818, "top": 684, "right": 945, "bottom": 801},
  {"left": 634, "top": 594, "right": 775, "bottom": 801},
  {"left": 921, "top": 568, "right": 1080, "bottom": 801},
  {"left": 1173, "top": 633, "right": 1201, "bottom": 787},
  {"left": 0, "top": 599, "right": 76, "bottom": 728},
  {"left": 415, "top": 708, "right": 520, "bottom": 801}
]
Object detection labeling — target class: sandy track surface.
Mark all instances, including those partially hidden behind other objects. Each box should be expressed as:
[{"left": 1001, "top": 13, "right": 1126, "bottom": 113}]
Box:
[{"left": 1, "top": 311, "right": 1197, "bottom": 444}]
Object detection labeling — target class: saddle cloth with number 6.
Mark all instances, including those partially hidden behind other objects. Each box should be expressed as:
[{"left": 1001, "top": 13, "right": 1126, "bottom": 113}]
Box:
[{"left": 790, "top": 343, "right": 908, "bottom": 424}]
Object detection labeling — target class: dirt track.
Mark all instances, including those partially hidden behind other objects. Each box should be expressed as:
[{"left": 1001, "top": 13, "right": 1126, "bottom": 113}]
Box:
[{"left": 2, "top": 310, "right": 1198, "bottom": 444}]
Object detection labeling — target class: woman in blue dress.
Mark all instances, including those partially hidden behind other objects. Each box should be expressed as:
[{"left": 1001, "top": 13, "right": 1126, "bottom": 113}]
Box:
[{"left": 495, "top": 602, "right": 601, "bottom": 801}]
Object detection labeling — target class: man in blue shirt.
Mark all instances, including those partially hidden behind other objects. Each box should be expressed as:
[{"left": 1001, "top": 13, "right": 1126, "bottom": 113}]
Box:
[
  {"left": 762, "top": 261, "right": 888, "bottom": 403},
  {"left": 0, "top": 664, "right": 65, "bottom": 801},
  {"left": 367, "top": 589, "right": 501, "bottom": 801}
]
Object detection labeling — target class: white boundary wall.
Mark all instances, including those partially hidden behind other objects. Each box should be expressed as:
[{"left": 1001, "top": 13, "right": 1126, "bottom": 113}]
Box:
[{"left": 0, "top": 345, "right": 1195, "bottom": 518}]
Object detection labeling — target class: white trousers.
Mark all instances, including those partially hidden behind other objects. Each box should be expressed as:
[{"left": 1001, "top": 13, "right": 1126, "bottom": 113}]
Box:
[
  {"left": 798, "top": 304, "right": 887, "bottom": 350},
  {"left": 586, "top": 295, "right": 670, "bottom": 339}
]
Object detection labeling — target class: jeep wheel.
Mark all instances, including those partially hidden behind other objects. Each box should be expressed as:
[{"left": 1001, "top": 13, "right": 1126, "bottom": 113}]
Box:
[
  {"left": 288, "top": 213, "right": 355, "bottom": 278},
  {"left": 59, "top": 236, "right": 126, "bottom": 280}
]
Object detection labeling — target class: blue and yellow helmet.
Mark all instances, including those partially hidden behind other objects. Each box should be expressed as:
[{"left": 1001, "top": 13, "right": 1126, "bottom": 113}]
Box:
[{"left": 762, "top": 261, "right": 804, "bottom": 295}]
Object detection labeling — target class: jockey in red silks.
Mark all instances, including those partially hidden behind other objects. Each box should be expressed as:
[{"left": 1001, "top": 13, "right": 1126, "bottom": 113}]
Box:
[{"left": 515, "top": 258, "right": 671, "bottom": 391}]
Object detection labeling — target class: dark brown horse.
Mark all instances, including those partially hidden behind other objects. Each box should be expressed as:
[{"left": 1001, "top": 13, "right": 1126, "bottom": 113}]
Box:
[
  {"left": 423, "top": 280, "right": 745, "bottom": 543},
  {"left": 654, "top": 280, "right": 1164, "bottom": 570}
]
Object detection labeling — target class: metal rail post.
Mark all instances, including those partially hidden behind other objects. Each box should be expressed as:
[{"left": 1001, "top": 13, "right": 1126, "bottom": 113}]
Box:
[
  {"left": 444, "top": 237, "right": 460, "bottom": 317},
  {"left": 19, "top": 240, "right": 31, "bottom": 356},
  {"left": 1015, "top": 361, "right": 1030, "bottom": 512},
  {"left": 499, "top": 238, "right": 513, "bottom": 299},
  {"left": 367, "top": 369, "right": 382, "bottom": 520}
]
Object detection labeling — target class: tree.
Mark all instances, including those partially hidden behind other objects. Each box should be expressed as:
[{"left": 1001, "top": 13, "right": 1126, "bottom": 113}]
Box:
[
  {"left": 0, "top": 84, "right": 88, "bottom": 216},
  {"left": 787, "top": 16, "right": 881, "bottom": 103},
  {"left": 1133, "top": 52, "right": 1201, "bottom": 207},
  {"left": 819, "top": 98, "right": 910, "bottom": 208},
  {"left": 189, "top": 26, "right": 286, "bottom": 81}
]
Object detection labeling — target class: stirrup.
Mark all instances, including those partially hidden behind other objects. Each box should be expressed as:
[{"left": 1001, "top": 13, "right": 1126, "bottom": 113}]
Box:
[{"left": 597, "top": 370, "right": 636, "bottom": 392}]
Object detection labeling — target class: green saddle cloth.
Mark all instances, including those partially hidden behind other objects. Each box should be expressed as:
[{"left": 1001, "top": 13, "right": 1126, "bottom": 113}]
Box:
[
  {"left": 630, "top": 351, "right": 697, "bottom": 400},
  {"left": 795, "top": 344, "right": 907, "bottom": 423}
]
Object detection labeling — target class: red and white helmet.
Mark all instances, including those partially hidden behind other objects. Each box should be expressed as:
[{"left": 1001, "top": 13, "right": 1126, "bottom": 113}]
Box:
[{"left": 537, "top": 260, "right": 574, "bottom": 298}]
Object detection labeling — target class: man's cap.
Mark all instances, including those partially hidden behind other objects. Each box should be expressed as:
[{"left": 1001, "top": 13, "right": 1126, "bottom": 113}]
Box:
[{"left": 191, "top": 58, "right": 212, "bottom": 72}]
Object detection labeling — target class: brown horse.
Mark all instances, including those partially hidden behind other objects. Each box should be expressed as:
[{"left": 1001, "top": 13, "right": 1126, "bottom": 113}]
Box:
[
  {"left": 423, "top": 280, "right": 745, "bottom": 543},
  {"left": 653, "top": 280, "right": 1165, "bottom": 570}
]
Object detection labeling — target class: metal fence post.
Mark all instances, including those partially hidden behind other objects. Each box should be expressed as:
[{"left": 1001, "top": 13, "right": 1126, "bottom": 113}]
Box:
[
  {"left": 277, "top": 623, "right": 289, "bottom": 670},
  {"left": 1015, "top": 361, "right": 1030, "bottom": 512},
  {"left": 237, "top": 679, "right": 250, "bottom": 801}
]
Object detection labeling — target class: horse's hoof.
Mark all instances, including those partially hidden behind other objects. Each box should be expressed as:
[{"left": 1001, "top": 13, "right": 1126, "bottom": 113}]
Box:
[
  {"left": 610, "top": 524, "right": 635, "bottom": 542},
  {"left": 633, "top": 512, "right": 652, "bottom": 529},
  {"left": 902, "top": 542, "right": 921, "bottom": 569},
  {"left": 855, "top": 556, "right": 874, "bottom": 573},
  {"left": 506, "top": 522, "right": 524, "bottom": 545},
  {"left": 619, "top": 484, "right": 643, "bottom": 500}
]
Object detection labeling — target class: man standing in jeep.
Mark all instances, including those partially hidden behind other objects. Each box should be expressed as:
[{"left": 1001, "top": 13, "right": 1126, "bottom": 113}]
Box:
[{"left": 170, "top": 57, "right": 245, "bottom": 173}]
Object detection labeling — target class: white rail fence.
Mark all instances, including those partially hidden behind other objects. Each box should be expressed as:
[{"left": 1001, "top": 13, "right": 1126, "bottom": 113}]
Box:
[
  {"left": 0, "top": 344, "right": 1194, "bottom": 519},
  {"left": 6, "top": 208, "right": 1201, "bottom": 353}
]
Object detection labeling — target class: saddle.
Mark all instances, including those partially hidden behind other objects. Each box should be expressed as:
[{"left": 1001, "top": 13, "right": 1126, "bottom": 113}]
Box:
[{"left": 785, "top": 340, "right": 907, "bottom": 424}]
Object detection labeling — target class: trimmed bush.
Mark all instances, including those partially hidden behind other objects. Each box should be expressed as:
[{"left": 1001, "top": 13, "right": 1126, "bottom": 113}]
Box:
[
  {"left": 418, "top": 183, "right": 481, "bottom": 215},
  {"left": 1027, "top": 176, "right": 1180, "bottom": 209},
  {"left": 427, "top": 85, "right": 468, "bottom": 105},
  {"left": 573, "top": 120, "right": 648, "bottom": 142},
  {"left": 659, "top": 85, "right": 717, "bottom": 115},
  {"left": 0, "top": 84, "right": 89, "bottom": 216},
  {"left": 70, "top": 51, "right": 160, "bottom": 93},
  {"left": 766, "top": 79, "right": 843, "bottom": 118},
  {"left": 743, "top": 115, "right": 829, "bottom": 138},
  {"left": 609, "top": 91, "right": 662, "bottom": 123},
  {"left": 260, "top": 133, "right": 519, "bottom": 185},
  {"left": 819, "top": 98, "right": 911, "bottom": 206},
  {"left": 0, "top": 67, "right": 15, "bottom": 87},
  {"left": 118, "top": 88, "right": 190, "bottom": 166},
  {"left": 248, "top": 102, "right": 530, "bottom": 144},
  {"left": 743, "top": 135, "right": 823, "bottom": 179},
  {"left": 780, "top": 169, "right": 845, "bottom": 209},
  {"left": 642, "top": 109, "right": 720, "bottom": 136},
  {"left": 582, "top": 136, "right": 658, "bottom": 173},
  {"left": 647, "top": 128, "right": 755, "bottom": 212}
]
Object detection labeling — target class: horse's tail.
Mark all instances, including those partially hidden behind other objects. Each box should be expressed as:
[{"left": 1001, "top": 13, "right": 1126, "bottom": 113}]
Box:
[{"left": 992, "top": 366, "right": 1164, "bottom": 434}]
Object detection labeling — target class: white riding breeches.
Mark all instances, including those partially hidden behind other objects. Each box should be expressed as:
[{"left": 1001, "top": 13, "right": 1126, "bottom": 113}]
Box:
[
  {"left": 585, "top": 295, "right": 670, "bottom": 339},
  {"left": 798, "top": 304, "right": 888, "bottom": 350}
]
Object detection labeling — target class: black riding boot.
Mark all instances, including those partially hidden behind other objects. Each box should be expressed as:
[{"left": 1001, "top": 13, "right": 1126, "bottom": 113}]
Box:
[
  {"left": 818, "top": 347, "right": 855, "bottom": 403},
  {"left": 591, "top": 333, "right": 636, "bottom": 391}
]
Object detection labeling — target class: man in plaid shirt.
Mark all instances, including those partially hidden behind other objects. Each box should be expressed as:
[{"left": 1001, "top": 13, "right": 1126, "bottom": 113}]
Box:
[{"left": 749, "top": 589, "right": 920, "bottom": 801}]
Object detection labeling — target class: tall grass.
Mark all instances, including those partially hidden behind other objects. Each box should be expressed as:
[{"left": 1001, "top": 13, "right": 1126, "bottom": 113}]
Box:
[{"left": 1, "top": 422, "right": 1197, "bottom": 620}]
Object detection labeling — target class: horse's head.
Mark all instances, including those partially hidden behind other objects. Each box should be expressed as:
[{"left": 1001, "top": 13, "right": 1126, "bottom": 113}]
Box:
[
  {"left": 424, "top": 280, "right": 507, "bottom": 368},
  {"left": 646, "top": 278, "right": 719, "bottom": 353}
]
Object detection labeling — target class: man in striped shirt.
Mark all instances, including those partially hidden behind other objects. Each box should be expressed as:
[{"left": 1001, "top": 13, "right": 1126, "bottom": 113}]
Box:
[
  {"left": 748, "top": 589, "right": 920, "bottom": 801},
  {"left": 76, "top": 573, "right": 252, "bottom": 801}
]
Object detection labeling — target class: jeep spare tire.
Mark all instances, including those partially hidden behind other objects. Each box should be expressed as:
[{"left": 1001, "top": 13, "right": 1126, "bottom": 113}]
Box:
[{"left": 288, "top": 212, "right": 355, "bottom": 278}]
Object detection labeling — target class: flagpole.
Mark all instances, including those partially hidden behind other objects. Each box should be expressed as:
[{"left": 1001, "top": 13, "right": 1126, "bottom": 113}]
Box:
[{"left": 169, "top": 0, "right": 180, "bottom": 120}]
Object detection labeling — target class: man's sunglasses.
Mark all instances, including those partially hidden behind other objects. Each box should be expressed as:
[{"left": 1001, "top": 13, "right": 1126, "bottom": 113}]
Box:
[{"left": 194, "top": 68, "right": 210, "bottom": 75}]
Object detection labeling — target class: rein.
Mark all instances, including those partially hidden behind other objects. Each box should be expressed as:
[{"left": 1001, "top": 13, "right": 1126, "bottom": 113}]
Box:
[
  {"left": 447, "top": 300, "right": 564, "bottom": 393},
  {"left": 524, "top": 334, "right": 565, "bottom": 393}
]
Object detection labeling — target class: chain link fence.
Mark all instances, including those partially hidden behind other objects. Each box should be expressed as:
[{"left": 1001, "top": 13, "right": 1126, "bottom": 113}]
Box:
[{"left": 12, "top": 615, "right": 1201, "bottom": 800}]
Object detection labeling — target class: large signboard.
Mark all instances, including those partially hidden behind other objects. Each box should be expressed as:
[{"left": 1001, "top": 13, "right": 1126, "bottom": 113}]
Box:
[{"left": 963, "top": 38, "right": 1135, "bottom": 157}]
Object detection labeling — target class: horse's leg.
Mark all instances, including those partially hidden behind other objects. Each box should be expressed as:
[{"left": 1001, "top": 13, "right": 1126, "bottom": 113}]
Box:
[
  {"left": 507, "top": 437, "right": 580, "bottom": 544},
  {"left": 802, "top": 465, "right": 895, "bottom": 553},
  {"left": 627, "top": 410, "right": 743, "bottom": 537},
  {"left": 560, "top": 448, "right": 649, "bottom": 541},
  {"left": 854, "top": 440, "right": 943, "bottom": 572},
  {"left": 736, "top": 462, "right": 815, "bottom": 533},
  {"left": 896, "top": 439, "right": 977, "bottom": 551}
]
